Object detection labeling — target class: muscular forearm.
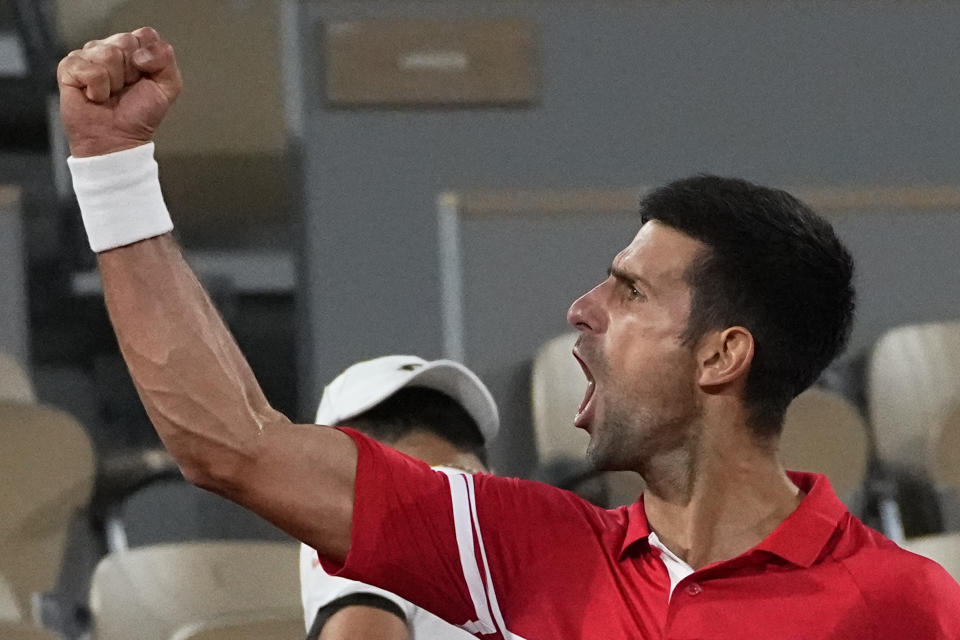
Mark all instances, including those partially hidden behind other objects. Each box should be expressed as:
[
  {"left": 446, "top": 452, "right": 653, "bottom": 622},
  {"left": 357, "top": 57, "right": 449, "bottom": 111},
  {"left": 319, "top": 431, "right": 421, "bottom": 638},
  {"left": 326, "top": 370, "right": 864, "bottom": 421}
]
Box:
[
  {"left": 99, "top": 235, "right": 278, "bottom": 488},
  {"left": 98, "top": 235, "right": 357, "bottom": 557}
]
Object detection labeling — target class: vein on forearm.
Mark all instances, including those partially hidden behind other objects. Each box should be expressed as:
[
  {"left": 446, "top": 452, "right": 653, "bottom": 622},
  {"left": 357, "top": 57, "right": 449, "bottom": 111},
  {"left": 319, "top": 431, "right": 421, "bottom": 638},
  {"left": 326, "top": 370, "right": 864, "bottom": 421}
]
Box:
[
  {"left": 99, "top": 235, "right": 282, "bottom": 487},
  {"left": 97, "top": 234, "right": 359, "bottom": 559}
]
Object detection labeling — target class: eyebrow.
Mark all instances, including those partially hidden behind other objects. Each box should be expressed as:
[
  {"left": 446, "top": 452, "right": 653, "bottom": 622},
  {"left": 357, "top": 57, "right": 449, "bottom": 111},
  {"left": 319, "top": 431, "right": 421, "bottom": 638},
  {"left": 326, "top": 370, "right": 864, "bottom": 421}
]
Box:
[{"left": 607, "top": 266, "right": 656, "bottom": 295}]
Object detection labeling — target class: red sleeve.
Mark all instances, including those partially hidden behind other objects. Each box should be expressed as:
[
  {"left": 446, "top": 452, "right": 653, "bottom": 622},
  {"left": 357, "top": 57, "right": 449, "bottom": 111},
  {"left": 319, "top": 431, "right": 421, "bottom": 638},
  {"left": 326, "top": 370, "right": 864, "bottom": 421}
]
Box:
[
  {"left": 319, "top": 428, "right": 618, "bottom": 638},
  {"left": 318, "top": 428, "right": 475, "bottom": 628}
]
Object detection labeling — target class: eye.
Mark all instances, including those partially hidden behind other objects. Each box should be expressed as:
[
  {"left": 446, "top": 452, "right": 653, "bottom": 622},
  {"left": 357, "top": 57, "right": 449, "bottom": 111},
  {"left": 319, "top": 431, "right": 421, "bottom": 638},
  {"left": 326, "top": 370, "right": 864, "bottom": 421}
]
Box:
[{"left": 628, "top": 285, "right": 645, "bottom": 301}]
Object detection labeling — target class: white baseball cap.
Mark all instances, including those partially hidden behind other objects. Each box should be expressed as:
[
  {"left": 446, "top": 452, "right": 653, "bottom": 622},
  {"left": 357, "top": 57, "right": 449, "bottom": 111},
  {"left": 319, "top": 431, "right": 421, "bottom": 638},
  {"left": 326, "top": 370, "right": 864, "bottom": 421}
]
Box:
[{"left": 315, "top": 355, "right": 500, "bottom": 443}]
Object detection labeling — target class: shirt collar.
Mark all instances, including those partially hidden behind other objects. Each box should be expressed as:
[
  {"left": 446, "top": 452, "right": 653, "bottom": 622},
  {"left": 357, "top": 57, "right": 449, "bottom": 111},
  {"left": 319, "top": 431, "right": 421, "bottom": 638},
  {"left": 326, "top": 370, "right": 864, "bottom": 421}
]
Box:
[
  {"left": 618, "top": 471, "right": 848, "bottom": 566},
  {"left": 752, "top": 471, "right": 848, "bottom": 567},
  {"left": 620, "top": 495, "right": 651, "bottom": 560}
]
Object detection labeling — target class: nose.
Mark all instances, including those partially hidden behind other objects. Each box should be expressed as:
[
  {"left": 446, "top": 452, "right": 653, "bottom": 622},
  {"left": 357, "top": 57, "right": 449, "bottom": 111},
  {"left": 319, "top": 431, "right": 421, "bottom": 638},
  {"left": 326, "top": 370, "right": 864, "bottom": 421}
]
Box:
[{"left": 567, "top": 282, "right": 606, "bottom": 334}]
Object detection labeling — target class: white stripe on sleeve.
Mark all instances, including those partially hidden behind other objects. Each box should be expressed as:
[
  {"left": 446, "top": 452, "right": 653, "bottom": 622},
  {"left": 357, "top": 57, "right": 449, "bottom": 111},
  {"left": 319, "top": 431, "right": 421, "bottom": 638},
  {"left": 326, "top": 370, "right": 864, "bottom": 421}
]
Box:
[
  {"left": 464, "top": 474, "right": 528, "bottom": 640},
  {"left": 441, "top": 469, "right": 497, "bottom": 635}
]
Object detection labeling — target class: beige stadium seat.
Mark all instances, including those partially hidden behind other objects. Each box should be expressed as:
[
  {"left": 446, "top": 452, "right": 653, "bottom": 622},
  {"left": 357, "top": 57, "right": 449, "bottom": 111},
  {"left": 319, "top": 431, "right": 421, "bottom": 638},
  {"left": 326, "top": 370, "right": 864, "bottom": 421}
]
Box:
[
  {"left": 869, "top": 321, "right": 960, "bottom": 474},
  {"left": 169, "top": 614, "right": 304, "bottom": 640},
  {"left": 0, "top": 573, "right": 23, "bottom": 622},
  {"left": 930, "top": 403, "right": 960, "bottom": 493},
  {"left": 0, "top": 353, "right": 35, "bottom": 403},
  {"left": 0, "top": 622, "right": 61, "bottom": 640},
  {"left": 930, "top": 404, "right": 960, "bottom": 529},
  {"left": 780, "top": 387, "right": 870, "bottom": 500},
  {"left": 531, "top": 332, "right": 644, "bottom": 507},
  {"left": 89, "top": 541, "right": 300, "bottom": 640},
  {"left": 531, "top": 332, "right": 587, "bottom": 463},
  {"left": 901, "top": 532, "right": 960, "bottom": 582},
  {"left": 0, "top": 403, "right": 95, "bottom": 617}
]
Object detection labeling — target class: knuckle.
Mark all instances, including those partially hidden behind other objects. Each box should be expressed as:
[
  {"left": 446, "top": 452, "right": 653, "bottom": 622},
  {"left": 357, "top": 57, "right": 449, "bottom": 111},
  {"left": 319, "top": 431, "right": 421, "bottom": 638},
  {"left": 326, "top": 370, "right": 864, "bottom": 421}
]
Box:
[
  {"left": 79, "top": 63, "right": 107, "bottom": 82},
  {"left": 57, "top": 55, "right": 76, "bottom": 74},
  {"left": 86, "top": 43, "right": 123, "bottom": 66},
  {"left": 105, "top": 32, "right": 137, "bottom": 50},
  {"left": 105, "top": 46, "right": 124, "bottom": 63},
  {"left": 62, "top": 56, "right": 90, "bottom": 76},
  {"left": 132, "top": 25, "right": 160, "bottom": 43}
]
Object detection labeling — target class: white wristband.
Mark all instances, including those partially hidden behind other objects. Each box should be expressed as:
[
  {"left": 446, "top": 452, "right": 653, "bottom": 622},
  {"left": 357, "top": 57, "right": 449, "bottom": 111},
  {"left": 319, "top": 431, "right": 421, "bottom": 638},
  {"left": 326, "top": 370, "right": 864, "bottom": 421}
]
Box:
[{"left": 67, "top": 142, "right": 174, "bottom": 253}]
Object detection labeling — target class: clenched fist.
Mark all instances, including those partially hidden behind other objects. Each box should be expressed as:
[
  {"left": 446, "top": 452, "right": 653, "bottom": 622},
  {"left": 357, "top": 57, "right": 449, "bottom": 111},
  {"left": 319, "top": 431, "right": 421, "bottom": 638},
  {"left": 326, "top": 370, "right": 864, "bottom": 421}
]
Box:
[{"left": 57, "top": 27, "right": 182, "bottom": 158}]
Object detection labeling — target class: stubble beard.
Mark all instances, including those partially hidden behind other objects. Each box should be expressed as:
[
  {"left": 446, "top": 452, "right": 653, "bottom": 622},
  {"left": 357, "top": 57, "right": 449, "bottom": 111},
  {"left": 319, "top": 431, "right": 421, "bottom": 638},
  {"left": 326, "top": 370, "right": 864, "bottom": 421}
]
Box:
[
  {"left": 586, "top": 404, "right": 656, "bottom": 472},
  {"left": 585, "top": 380, "right": 702, "bottom": 482}
]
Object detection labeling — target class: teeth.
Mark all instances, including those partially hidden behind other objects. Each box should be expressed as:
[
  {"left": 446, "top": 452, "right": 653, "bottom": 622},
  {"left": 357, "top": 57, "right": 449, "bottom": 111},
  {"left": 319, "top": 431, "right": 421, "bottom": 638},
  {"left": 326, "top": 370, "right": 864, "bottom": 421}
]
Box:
[
  {"left": 578, "top": 379, "right": 595, "bottom": 413},
  {"left": 572, "top": 350, "right": 596, "bottom": 423}
]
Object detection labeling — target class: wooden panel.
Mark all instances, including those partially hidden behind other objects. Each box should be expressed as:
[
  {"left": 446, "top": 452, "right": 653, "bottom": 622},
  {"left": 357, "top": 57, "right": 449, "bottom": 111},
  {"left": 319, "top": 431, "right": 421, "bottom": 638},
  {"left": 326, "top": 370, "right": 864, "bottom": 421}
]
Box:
[
  {"left": 325, "top": 19, "right": 537, "bottom": 106},
  {"left": 108, "top": 0, "right": 286, "bottom": 155},
  {"left": 0, "top": 185, "right": 19, "bottom": 208},
  {"left": 444, "top": 185, "right": 960, "bottom": 218}
]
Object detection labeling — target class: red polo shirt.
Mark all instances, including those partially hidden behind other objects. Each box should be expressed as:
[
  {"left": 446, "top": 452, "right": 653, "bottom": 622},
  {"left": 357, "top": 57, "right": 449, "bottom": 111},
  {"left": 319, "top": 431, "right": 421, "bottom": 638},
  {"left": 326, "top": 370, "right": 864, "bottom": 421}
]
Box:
[{"left": 321, "top": 428, "right": 960, "bottom": 639}]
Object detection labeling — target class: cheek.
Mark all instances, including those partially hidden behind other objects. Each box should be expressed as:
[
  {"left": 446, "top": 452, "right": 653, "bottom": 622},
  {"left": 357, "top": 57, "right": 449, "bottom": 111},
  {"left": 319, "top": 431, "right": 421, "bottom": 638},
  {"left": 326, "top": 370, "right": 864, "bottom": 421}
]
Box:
[
  {"left": 614, "top": 342, "right": 695, "bottom": 396},
  {"left": 610, "top": 330, "right": 674, "bottom": 369}
]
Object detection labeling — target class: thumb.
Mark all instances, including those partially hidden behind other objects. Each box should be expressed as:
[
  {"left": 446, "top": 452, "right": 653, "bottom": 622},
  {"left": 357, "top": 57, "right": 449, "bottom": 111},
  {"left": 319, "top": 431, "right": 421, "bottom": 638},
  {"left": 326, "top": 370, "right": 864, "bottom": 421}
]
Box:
[{"left": 131, "top": 40, "right": 182, "bottom": 98}]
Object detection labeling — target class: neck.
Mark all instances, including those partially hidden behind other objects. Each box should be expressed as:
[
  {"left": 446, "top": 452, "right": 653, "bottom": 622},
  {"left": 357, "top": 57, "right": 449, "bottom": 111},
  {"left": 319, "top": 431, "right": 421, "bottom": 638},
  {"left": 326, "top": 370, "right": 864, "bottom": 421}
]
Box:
[
  {"left": 641, "top": 414, "right": 802, "bottom": 569},
  {"left": 392, "top": 430, "right": 486, "bottom": 474}
]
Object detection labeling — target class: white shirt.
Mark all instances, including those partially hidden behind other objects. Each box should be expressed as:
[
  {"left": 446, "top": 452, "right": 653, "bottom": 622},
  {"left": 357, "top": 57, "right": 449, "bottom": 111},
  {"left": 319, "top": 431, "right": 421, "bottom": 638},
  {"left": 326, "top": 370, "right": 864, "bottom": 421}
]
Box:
[{"left": 647, "top": 531, "right": 695, "bottom": 598}]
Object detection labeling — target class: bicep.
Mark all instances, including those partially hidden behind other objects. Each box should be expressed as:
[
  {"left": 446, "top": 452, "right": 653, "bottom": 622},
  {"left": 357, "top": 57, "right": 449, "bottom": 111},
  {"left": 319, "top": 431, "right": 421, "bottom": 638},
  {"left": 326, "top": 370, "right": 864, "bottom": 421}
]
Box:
[{"left": 232, "top": 423, "right": 358, "bottom": 562}]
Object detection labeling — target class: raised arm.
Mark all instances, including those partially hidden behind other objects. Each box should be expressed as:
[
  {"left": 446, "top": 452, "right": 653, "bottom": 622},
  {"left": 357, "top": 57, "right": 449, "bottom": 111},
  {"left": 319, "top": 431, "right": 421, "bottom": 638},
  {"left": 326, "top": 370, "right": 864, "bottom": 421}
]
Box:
[{"left": 56, "top": 28, "right": 356, "bottom": 560}]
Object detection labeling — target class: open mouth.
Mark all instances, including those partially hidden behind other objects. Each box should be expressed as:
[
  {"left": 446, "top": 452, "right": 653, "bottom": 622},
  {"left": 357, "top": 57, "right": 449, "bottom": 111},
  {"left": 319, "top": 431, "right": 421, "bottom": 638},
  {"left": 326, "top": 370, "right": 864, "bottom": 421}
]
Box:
[{"left": 572, "top": 350, "right": 596, "bottom": 429}]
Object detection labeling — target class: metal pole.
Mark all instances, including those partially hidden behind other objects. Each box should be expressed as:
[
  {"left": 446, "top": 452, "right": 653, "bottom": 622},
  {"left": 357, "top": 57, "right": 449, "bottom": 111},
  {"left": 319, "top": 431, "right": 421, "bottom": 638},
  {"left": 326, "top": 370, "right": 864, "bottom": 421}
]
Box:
[{"left": 437, "top": 193, "right": 466, "bottom": 362}]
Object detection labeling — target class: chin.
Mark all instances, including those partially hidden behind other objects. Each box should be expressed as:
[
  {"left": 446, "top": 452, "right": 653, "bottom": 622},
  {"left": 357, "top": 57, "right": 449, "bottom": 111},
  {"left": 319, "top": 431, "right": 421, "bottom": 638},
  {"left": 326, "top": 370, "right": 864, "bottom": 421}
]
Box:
[{"left": 586, "top": 437, "right": 626, "bottom": 472}]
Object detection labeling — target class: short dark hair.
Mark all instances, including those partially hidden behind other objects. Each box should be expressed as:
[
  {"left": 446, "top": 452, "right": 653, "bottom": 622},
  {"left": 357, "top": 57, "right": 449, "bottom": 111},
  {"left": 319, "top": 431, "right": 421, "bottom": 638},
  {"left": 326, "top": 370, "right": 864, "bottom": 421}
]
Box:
[
  {"left": 342, "top": 386, "right": 487, "bottom": 464},
  {"left": 639, "top": 175, "right": 855, "bottom": 436}
]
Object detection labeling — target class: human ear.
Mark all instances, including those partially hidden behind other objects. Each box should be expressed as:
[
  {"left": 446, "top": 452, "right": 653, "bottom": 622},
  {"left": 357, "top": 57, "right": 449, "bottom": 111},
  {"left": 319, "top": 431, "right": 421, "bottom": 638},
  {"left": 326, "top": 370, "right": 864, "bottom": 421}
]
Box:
[{"left": 696, "top": 326, "right": 754, "bottom": 389}]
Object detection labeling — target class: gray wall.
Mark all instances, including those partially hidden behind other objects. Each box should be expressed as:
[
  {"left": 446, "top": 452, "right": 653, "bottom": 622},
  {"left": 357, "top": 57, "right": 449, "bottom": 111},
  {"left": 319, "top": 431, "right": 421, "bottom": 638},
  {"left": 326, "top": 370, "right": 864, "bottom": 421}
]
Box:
[{"left": 298, "top": 1, "right": 960, "bottom": 476}]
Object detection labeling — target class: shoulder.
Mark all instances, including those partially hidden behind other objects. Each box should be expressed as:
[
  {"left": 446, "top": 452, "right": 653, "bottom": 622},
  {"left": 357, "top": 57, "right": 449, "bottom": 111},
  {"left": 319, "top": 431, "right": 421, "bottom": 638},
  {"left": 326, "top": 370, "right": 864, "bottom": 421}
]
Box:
[
  {"left": 472, "top": 473, "right": 625, "bottom": 527},
  {"left": 468, "top": 473, "right": 634, "bottom": 566},
  {"left": 836, "top": 534, "right": 960, "bottom": 632}
]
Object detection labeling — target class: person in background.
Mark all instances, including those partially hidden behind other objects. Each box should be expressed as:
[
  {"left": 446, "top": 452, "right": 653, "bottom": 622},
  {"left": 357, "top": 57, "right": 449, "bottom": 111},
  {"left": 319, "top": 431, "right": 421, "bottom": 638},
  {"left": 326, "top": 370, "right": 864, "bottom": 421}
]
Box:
[{"left": 300, "top": 355, "right": 497, "bottom": 640}]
